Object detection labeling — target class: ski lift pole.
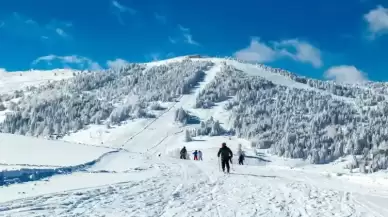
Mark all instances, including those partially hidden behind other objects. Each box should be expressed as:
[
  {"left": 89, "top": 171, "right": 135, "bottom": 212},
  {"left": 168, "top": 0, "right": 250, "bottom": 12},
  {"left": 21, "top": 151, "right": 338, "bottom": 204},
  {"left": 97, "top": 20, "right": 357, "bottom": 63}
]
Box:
[
  {"left": 218, "top": 157, "right": 221, "bottom": 172},
  {"left": 230, "top": 157, "right": 233, "bottom": 171}
]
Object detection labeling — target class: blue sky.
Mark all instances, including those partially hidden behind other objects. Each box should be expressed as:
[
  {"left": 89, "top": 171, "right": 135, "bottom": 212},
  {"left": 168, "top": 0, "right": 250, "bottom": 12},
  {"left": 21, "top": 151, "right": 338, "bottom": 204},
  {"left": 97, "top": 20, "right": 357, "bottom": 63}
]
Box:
[{"left": 1, "top": 0, "right": 388, "bottom": 82}]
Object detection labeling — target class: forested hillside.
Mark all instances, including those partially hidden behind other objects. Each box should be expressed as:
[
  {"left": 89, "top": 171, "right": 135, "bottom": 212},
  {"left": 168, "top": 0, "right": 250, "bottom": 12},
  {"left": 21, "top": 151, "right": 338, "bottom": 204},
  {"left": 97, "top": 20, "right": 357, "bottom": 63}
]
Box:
[
  {"left": 2, "top": 57, "right": 388, "bottom": 171},
  {"left": 0, "top": 59, "right": 213, "bottom": 137}
]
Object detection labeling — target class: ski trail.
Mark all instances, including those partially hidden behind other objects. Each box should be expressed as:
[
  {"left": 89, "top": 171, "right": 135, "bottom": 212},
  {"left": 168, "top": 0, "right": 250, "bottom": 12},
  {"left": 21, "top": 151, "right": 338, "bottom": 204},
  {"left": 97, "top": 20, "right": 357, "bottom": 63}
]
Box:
[
  {"left": 120, "top": 95, "right": 183, "bottom": 150},
  {"left": 212, "top": 184, "right": 223, "bottom": 217},
  {"left": 2, "top": 157, "right": 388, "bottom": 217}
]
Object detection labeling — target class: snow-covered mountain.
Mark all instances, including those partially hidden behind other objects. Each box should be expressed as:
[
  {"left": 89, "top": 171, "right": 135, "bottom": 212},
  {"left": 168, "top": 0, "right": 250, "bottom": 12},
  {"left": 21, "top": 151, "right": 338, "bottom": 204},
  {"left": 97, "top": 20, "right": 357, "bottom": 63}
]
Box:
[
  {"left": 1, "top": 56, "right": 388, "bottom": 172},
  {"left": 2, "top": 56, "right": 388, "bottom": 216}
]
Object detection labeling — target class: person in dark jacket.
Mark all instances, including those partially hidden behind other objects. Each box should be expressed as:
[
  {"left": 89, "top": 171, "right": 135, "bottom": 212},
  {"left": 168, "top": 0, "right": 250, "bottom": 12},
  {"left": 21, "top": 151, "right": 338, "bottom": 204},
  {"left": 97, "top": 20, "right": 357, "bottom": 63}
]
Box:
[
  {"left": 217, "top": 142, "right": 233, "bottom": 173},
  {"left": 180, "top": 146, "right": 187, "bottom": 159},
  {"left": 238, "top": 152, "right": 245, "bottom": 165}
]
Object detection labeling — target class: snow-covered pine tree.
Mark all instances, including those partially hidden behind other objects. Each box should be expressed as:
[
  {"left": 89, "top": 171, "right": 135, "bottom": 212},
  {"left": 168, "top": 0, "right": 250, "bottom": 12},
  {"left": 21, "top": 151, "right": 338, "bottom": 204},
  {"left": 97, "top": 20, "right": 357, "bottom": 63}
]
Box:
[{"left": 184, "top": 129, "right": 192, "bottom": 142}]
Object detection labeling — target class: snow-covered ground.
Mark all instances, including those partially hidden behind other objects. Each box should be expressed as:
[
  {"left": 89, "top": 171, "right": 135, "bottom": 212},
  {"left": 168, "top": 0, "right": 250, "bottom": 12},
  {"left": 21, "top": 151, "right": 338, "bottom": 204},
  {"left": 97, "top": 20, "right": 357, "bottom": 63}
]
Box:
[
  {"left": 0, "top": 68, "right": 75, "bottom": 94},
  {"left": 2, "top": 58, "right": 388, "bottom": 216},
  {"left": 0, "top": 133, "right": 116, "bottom": 187},
  {"left": 2, "top": 148, "right": 388, "bottom": 216},
  {"left": 0, "top": 133, "right": 114, "bottom": 168}
]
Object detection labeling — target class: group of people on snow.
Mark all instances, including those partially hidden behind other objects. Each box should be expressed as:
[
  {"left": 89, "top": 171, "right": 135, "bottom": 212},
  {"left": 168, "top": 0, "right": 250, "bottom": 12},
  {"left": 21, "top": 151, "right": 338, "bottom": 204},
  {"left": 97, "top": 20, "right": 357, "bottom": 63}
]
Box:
[
  {"left": 192, "top": 150, "right": 203, "bottom": 160},
  {"left": 179, "top": 142, "right": 245, "bottom": 174},
  {"left": 179, "top": 147, "right": 203, "bottom": 161}
]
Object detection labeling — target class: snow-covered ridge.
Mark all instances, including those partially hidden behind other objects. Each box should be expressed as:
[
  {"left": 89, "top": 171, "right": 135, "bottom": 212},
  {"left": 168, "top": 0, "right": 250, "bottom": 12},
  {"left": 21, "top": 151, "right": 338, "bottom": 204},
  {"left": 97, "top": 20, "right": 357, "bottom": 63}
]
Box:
[
  {"left": 0, "top": 68, "right": 76, "bottom": 94},
  {"left": 147, "top": 56, "right": 374, "bottom": 102}
]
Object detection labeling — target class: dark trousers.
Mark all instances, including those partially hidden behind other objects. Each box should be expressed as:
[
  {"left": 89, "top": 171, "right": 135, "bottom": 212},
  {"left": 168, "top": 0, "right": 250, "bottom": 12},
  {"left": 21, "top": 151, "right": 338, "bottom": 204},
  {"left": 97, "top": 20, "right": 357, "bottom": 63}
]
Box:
[
  {"left": 221, "top": 158, "right": 230, "bottom": 173},
  {"left": 238, "top": 159, "right": 244, "bottom": 165},
  {"left": 180, "top": 154, "right": 186, "bottom": 159}
]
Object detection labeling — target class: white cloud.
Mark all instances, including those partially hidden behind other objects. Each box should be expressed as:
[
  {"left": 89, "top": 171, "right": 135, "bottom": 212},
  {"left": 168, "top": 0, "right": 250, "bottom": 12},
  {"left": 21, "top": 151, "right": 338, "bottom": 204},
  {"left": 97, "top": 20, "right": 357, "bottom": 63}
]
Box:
[
  {"left": 364, "top": 5, "right": 388, "bottom": 38},
  {"left": 178, "top": 24, "right": 199, "bottom": 46},
  {"left": 234, "top": 38, "right": 277, "bottom": 62},
  {"left": 183, "top": 34, "right": 199, "bottom": 46},
  {"left": 168, "top": 36, "right": 177, "bottom": 44},
  {"left": 32, "top": 55, "right": 56, "bottom": 64},
  {"left": 144, "top": 53, "right": 161, "bottom": 62},
  {"left": 107, "top": 58, "right": 130, "bottom": 70},
  {"left": 1, "top": 13, "right": 72, "bottom": 40},
  {"left": 25, "top": 19, "right": 37, "bottom": 25},
  {"left": 178, "top": 24, "right": 190, "bottom": 32},
  {"left": 166, "top": 52, "right": 176, "bottom": 58},
  {"left": 55, "top": 28, "right": 68, "bottom": 38},
  {"left": 64, "top": 22, "right": 73, "bottom": 27},
  {"left": 324, "top": 65, "right": 368, "bottom": 84},
  {"left": 112, "top": 0, "right": 136, "bottom": 14},
  {"left": 155, "top": 13, "right": 167, "bottom": 24},
  {"left": 276, "top": 39, "right": 322, "bottom": 68},
  {"left": 150, "top": 53, "right": 160, "bottom": 61},
  {"left": 32, "top": 55, "right": 102, "bottom": 70},
  {"left": 234, "top": 38, "right": 323, "bottom": 67},
  {"left": 112, "top": 0, "right": 136, "bottom": 25}
]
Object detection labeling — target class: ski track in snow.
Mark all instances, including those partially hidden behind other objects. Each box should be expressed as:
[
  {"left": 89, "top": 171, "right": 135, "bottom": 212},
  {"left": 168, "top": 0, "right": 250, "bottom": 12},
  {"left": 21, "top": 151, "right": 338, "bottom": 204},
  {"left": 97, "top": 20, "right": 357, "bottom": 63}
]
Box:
[
  {"left": 2, "top": 158, "right": 387, "bottom": 217},
  {"left": 2, "top": 62, "right": 388, "bottom": 217}
]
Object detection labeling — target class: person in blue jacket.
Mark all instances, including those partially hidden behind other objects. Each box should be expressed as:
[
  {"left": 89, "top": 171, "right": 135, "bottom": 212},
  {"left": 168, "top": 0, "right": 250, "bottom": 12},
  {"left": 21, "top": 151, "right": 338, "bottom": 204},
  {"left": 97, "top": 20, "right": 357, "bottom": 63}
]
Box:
[{"left": 193, "top": 150, "right": 198, "bottom": 160}]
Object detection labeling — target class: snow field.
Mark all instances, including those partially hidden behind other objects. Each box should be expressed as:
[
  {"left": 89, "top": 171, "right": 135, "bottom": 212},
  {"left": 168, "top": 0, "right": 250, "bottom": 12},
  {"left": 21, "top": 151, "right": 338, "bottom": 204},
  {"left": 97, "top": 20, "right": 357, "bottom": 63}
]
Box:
[
  {"left": 0, "top": 133, "right": 114, "bottom": 167},
  {"left": 3, "top": 152, "right": 388, "bottom": 216},
  {"left": 0, "top": 69, "right": 75, "bottom": 94},
  {"left": 0, "top": 133, "right": 117, "bottom": 186}
]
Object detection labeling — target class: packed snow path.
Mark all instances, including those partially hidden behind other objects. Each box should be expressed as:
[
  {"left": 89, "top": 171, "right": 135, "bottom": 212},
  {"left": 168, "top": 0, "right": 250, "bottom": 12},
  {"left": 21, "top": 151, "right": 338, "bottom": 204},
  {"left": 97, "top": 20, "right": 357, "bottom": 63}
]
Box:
[
  {"left": 2, "top": 63, "right": 388, "bottom": 216},
  {"left": 2, "top": 153, "right": 388, "bottom": 217}
]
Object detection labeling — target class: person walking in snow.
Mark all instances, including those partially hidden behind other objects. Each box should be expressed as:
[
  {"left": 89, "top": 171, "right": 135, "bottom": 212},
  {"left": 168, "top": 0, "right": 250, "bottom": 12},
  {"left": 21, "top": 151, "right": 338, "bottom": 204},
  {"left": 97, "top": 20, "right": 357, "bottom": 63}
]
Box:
[
  {"left": 193, "top": 150, "right": 198, "bottom": 160},
  {"left": 238, "top": 151, "right": 245, "bottom": 165},
  {"left": 217, "top": 143, "right": 233, "bottom": 173},
  {"left": 180, "top": 146, "right": 187, "bottom": 159},
  {"left": 198, "top": 150, "right": 203, "bottom": 161}
]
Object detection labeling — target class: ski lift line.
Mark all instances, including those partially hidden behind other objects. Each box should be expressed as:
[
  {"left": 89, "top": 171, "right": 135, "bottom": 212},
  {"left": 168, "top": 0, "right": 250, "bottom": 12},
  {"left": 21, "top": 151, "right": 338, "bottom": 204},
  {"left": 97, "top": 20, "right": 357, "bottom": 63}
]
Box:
[
  {"left": 119, "top": 95, "right": 184, "bottom": 153},
  {"left": 59, "top": 140, "right": 126, "bottom": 153},
  {"left": 147, "top": 134, "right": 169, "bottom": 153},
  {"left": 146, "top": 128, "right": 184, "bottom": 156}
]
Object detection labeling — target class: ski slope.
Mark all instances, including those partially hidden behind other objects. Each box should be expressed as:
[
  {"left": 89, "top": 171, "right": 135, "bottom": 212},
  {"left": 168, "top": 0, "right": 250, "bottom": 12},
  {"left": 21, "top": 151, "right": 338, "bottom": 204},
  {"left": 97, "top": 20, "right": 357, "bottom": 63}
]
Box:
[{"left": 1, "top": 58, "right": 388, "bottom": 216}]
